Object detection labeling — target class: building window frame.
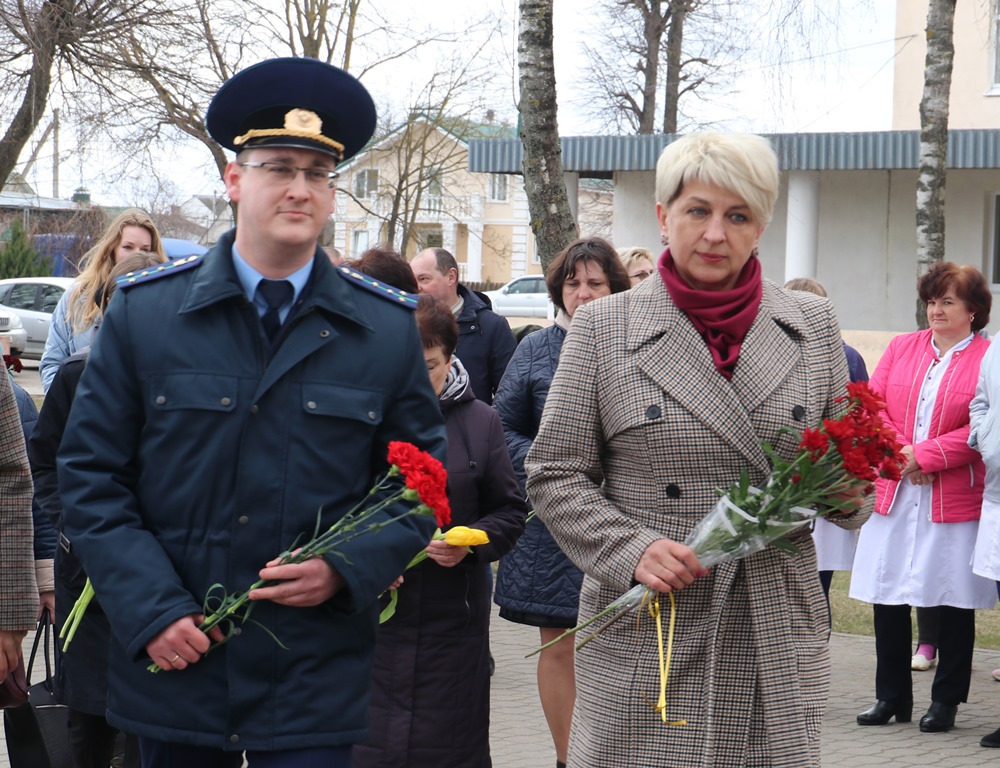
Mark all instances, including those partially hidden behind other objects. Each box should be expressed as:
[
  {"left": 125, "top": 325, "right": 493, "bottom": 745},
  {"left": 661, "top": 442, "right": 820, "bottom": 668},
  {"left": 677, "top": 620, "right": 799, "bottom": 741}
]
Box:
[
  {"left": 352, "top": 229, "right": 369, "bottom": 256},
  {"left": 354, "top": 169, "right": 379, "bottom": 199}
]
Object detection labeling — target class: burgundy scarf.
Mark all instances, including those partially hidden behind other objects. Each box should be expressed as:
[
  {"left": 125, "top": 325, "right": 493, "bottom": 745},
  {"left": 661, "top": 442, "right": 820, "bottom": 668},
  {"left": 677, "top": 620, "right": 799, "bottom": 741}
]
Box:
[{"left": 657, "top": 249, "right": 763, "bottom": 380}]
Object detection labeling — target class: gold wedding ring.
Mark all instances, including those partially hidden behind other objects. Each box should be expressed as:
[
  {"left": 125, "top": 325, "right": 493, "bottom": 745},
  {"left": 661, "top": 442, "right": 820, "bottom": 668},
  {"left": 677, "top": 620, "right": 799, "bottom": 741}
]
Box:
[{"left": 169, "top": 654, "right": 181, "bottom": 663}]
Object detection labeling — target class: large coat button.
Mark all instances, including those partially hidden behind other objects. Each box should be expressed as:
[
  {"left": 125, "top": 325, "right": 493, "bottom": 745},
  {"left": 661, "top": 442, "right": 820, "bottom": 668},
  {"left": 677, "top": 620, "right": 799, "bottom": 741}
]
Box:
[
  {"left": 792, "top": 405, "right": 806, "bottom": 421},
  {"left": 645, "top": 404, "right": 661, "bottom": 420},
  {"left": 666, "top": 483, "right": 681, "bottom": 499}
]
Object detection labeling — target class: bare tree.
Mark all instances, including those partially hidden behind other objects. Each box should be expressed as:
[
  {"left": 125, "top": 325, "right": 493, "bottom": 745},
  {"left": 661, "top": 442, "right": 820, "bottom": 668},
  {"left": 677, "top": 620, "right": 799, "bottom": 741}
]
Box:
[
  {"left": 0, "top": 0, "right": 166, "bottom": 192},
  {"left": 577, "top": 0, "right": 865, "bottom": 136},
  {"left": 518, "top": 0, "right": 576, "bottom": 270},
  {"left": 914, "top": 0, "right": 956, "bottom": 328}
]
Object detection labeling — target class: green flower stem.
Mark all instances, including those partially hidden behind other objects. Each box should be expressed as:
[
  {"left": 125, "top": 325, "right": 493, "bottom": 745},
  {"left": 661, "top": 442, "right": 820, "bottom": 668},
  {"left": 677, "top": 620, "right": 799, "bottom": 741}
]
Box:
[
  {"left": 145, "top": 485, "right": 435, "bottom": 672},
  {"left": 60, "top": 577, "right": 95, "bottom": 652},
  {"left": 526, "top": 584, "right": 651, "bottom": 657}
]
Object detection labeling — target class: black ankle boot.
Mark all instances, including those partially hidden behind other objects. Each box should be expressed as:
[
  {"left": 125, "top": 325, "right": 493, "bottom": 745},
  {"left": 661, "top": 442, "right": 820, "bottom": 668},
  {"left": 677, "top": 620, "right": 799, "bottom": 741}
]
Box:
[
  {"left": 556, "top": 762, "right": 567, "bottom": 768},
  {"left": 857, "top": 699, "right": 913, "bottom": 725},
  {"left": 919, "top": 702, "right": 957, "bottom": 732}
]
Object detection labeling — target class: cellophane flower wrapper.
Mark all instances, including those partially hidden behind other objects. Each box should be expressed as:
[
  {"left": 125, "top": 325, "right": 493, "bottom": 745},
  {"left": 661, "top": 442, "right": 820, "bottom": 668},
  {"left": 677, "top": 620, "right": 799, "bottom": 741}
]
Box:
[{"left": 683, "top": 487, "right": 821, "bottom": 569}]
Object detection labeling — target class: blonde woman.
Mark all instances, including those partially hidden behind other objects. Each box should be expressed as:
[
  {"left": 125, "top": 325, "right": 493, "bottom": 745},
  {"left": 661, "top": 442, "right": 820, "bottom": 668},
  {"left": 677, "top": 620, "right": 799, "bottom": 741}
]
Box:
[
  {"left": 40, "top": 209, "right": 165, "bottom": 392},
  {"left": 616, "top": 245, "right": 655, "bottom": 286}
]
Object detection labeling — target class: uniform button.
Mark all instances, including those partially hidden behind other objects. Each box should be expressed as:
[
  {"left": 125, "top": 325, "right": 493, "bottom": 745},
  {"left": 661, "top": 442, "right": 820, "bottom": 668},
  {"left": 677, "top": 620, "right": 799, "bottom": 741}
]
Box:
[
  {"left": 792, "top": 405, "right": 806, "bottom": 421},
  {"left": 307, "top": 401, "right": 317, "bottom": 410},
  {"left": 220, "top": 397, "right": 231, "bottom": 406},
  {"left": 229, "top": 734, "right": 239, "bottom": 745},
  {"left": 155, "top": 395, "right": 166, "bottom": 405},
  {"left": 232, "top": 627, "right": 242, "bottom": 636},
  {"left": 368, "top": 411, "right": 377, "bottom": 420},
  {"left": 645, "top": 405, "right": 661, "bottom": 420},
  {"left": 238, "top": 515, "right": 249, "bottom": 525},
  {"left": 666, "top": 483, "right": 682, "bottom": 499},
  {"left": 320, "top": 330, "right": 330, "bottom": 338},
  {"left": 471, "top": 325, "right": 477, "bottom": 330},
  {"left": 250, "top": 404, "right": 259, "bottom": 414}
]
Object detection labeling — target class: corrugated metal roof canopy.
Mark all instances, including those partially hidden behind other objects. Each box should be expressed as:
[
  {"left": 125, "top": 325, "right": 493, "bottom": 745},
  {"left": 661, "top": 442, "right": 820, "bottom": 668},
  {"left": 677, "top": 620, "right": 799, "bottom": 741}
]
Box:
[{"left": 468, "top": 130, "right": 1000, "bottom": 177}]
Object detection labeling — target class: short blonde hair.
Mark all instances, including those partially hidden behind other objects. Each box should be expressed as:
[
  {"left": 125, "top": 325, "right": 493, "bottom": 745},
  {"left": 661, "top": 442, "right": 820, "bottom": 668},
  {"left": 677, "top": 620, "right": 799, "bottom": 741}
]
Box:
[
  {"left": 784, "top": 277, "right": 827, "bottom": 297},
  {"left": 616, "top": 246, "right": 654, "bottom": 272},
  {"left": 655, "top": 133, "right": 779, "bottom": 227}
]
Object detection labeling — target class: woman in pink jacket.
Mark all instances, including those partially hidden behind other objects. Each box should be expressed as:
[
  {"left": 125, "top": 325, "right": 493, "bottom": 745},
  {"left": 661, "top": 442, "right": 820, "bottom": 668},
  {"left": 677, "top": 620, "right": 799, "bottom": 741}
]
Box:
[{"left": 850, "top": 262, "right": 995, "bottom": 733}]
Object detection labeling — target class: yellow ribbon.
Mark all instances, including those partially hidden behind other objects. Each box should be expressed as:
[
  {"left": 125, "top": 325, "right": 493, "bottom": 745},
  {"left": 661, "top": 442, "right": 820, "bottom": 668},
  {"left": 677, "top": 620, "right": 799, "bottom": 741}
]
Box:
[{"left": 648, "top": 592, "right": 687, "bottom": 726}]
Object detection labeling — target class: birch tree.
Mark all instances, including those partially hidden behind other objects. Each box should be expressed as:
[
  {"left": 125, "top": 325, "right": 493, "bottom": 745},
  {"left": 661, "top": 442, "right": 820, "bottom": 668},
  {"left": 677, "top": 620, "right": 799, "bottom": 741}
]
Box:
[
  {"left": 518, "top": 0, "right": 577, "bottom": 270},
  {"left": 914, "top": 0, "right": 956, "bottom": 328}
]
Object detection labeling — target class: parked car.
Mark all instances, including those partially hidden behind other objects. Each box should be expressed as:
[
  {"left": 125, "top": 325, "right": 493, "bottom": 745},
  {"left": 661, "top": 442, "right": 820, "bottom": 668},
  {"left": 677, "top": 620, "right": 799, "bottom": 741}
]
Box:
[
  {"left": 0, "top": 277, "right": 75, "bottom": 359},
  {"left": 484, "top": 275, "right": 551, "bottom": 318},
  {"left": 0, "top": 308, "right": 27, "bottom": 358}
]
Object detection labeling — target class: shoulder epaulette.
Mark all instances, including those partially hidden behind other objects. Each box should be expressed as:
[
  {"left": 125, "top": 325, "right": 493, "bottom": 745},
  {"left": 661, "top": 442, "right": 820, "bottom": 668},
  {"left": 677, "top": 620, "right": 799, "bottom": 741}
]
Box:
[
  {"left": 336, "top": 265, "right": 418, "bottom": 309},
  {"left": 116, "top": 254, "right": 204, "bottom": 288}
]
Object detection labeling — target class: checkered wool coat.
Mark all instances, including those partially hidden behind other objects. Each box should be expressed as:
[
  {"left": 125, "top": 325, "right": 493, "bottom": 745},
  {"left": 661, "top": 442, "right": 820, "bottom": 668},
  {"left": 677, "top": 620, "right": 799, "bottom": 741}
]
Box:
[
  {"left": 0, "top": 369, "right": 37, "bottom": 633},
  {"left": 526, "top": 275, "right": 851, "bottom": 768}
]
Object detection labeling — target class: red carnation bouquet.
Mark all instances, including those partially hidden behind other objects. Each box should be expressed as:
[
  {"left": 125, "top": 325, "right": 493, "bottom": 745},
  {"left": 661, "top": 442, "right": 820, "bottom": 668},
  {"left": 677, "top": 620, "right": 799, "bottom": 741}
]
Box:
[
  {"left": 530, "top": 382, "right": 905, "bottom": 721},
  {"left": 63, "top": 442, "right": 450, "bottom": 671}
]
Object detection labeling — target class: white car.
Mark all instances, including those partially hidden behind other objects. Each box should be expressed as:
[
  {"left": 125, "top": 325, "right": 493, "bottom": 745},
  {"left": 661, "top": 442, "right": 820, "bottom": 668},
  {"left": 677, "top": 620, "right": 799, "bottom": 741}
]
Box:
[
  {"left": 484, "top": 275, "right": 551, "bottom": 318},
  {"left": 0, "top": 277, "right": 75, "bottom": 359},
  {"left": 0, "top": 309, "right": 27, "bottom": 357}
]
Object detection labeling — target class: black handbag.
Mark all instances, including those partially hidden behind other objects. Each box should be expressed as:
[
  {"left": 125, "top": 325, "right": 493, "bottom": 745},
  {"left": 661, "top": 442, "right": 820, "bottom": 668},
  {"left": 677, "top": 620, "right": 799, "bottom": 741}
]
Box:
[{"left": 3, "top": 610, "right": 73, "bottom": 768}]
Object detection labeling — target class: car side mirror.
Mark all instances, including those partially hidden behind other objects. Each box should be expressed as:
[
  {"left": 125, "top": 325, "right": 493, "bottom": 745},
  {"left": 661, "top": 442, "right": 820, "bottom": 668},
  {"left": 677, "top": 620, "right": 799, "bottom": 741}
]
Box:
[{"left": 502, "top": 287, "right": 510, "bottom": 295}]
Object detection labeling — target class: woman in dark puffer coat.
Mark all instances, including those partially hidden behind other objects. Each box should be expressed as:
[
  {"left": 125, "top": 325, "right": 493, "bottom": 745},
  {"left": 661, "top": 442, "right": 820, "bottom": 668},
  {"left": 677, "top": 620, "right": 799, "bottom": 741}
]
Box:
[
  {"left": 492, "top": 237, "right": 630, "bottom": 768},
  {"left": 353, "top": 296, "right": 527, "bottom": 768}
]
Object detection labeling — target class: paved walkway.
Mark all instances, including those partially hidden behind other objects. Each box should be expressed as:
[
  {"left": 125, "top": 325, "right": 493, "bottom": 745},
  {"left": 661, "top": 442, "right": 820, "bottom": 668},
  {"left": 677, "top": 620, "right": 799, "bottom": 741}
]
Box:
[{"left": 489, "top": 619, "right": 1000, "bottom": 767}]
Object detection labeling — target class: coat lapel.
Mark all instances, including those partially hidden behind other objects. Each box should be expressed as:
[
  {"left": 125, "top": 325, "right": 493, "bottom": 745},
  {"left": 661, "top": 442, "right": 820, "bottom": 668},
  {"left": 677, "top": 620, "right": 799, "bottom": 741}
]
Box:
[
  {"left": 626, "top": 278, "right": 770, "bottom": 476},
  {"left": 730, "top": 282, "right": 804, "bottom": 415}
]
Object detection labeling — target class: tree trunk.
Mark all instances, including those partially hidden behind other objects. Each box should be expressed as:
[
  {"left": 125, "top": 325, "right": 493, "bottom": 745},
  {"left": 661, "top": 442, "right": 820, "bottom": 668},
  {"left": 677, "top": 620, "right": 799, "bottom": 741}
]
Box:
[
  {"left": 914, "top": 0, "right": 956, "bottom": 329},
  {"left": 518, "top": 0, "right": 577, "bottom": 271},
  {"left": 637, "top": 0, "right": 664, "bottom": 134},
  {"left": 0, "top": 0, "right": 67, "bottom": 193},
  {"left": 662, "top": 1, "right": 686, "bottom": 135}
]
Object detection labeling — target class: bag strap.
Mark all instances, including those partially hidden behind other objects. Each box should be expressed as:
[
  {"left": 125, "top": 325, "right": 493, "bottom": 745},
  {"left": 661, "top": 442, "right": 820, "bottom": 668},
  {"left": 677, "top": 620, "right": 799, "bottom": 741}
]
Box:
[{"left": 24, "top": 608, "right": 53, "bottom": 689}]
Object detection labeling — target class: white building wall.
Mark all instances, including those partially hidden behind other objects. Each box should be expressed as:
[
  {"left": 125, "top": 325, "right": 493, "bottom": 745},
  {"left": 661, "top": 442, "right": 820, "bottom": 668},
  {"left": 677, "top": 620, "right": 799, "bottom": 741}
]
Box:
[{"left": 611, "top": 171, "right": 659, "bottom": 253}]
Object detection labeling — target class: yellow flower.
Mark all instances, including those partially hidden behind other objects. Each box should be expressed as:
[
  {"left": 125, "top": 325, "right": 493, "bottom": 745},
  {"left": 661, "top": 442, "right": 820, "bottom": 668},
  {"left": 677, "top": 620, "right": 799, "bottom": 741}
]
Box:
[{"left": 443, "top": 526, "right": 490, "bottom": 547}]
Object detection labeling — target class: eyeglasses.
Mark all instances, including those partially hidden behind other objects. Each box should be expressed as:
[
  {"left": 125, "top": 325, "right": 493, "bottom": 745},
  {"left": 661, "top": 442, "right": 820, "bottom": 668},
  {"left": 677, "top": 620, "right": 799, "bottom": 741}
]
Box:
[
  {"left": 238, "top": 161, "right": 340, "bottom": 189},
  {"left": 629, "top": 270, "right": 652, "bottom": 281}
]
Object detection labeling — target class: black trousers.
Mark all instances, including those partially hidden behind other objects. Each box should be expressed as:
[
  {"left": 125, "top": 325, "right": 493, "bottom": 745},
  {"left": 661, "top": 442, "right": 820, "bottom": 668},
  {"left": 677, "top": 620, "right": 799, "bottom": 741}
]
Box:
[
  {"left": 67, "top": 709, "right": 140, "bottom": 768},
  {"left": 872, "top": 603, "right": 975, "bottom": 706}
]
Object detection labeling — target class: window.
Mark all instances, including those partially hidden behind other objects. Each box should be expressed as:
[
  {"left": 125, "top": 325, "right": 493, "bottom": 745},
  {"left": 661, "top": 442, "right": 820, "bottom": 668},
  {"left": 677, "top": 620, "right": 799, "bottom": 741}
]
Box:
[
  {"left": 426, "top": 167, "right": 443, "bottom": 197},
  {"left": 508, "top": 277, "right": 543, "bottom": 294},
  {"left": 5, "top": 284, "right": 37, "bottom": 310},
  {"left": 38, "top": 284, "right": 64, "bottom": 313},
  {"left": 489, "top": 174, "right": 508, "bottom": 202},
  {"left": 352, "top": 229, "right": 369, "bottom": 255},
  {"left": 424, "top": 230, "right": 443, "bottom": 249},
  {"left": 354, "top": 169, "right": 378, "bottom": 198}
]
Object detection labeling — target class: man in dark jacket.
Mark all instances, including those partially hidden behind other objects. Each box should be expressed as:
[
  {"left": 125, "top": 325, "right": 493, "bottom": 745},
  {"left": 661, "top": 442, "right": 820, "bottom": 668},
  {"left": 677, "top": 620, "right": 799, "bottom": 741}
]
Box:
[
  {"left": 410, "top": 247, "right": 515, "bottom": 404},
  {"left": 57, "top": 59, "right": 445, "bottom": 768}
]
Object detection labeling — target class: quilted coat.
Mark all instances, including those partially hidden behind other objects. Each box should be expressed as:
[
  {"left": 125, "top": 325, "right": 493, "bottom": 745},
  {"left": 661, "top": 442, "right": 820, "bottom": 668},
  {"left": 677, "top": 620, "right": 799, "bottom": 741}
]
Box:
[
  {"left": 493, "top": 324, "right": 583, "bottom": 623},
  {"left": 526, "top": 275, "right": 852, "bottom": 768},
  {"left": 57, "top": 232, "right": 446, "bottom": 750},
  {"left": 353, "top": 378, "right": 527, "bottom": 768}
]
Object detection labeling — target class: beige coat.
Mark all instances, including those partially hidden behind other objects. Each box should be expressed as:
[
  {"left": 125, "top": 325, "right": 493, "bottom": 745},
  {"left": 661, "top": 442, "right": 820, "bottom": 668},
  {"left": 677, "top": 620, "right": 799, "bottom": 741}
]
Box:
[{"left": 526, "top": 275, "right": 851, "bottom": 768}]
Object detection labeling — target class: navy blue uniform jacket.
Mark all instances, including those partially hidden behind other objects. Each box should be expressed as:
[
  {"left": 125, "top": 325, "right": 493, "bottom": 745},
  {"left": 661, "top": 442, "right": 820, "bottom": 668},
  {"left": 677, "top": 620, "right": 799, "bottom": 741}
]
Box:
[{"left": 57, "top": 231, "right": 446, "bottom": 751}]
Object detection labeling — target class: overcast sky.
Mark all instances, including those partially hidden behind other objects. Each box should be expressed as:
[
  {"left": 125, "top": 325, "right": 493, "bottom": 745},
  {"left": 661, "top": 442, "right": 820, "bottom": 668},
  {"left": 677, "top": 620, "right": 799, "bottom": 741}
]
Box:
[{"left": 21, "top": 0, "right": 898, "bottom": 208}]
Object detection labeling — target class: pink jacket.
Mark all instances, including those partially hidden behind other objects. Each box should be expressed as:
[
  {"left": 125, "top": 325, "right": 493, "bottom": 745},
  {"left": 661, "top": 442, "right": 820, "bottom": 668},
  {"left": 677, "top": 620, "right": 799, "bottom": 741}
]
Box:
[{"left": 869, "top": 329, "right": 988, "bottom": 523}]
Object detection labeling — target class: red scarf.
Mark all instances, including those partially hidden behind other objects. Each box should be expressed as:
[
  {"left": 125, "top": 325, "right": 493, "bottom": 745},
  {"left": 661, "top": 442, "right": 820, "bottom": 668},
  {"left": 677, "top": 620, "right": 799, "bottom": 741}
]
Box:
[{"left": 657, "top": 249, "right": 763, "bottom": 380}]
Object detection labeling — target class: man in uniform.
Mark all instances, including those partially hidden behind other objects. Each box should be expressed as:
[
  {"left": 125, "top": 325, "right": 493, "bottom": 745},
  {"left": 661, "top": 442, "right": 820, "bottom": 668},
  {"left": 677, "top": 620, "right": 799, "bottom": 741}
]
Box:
[
  {"left": 58, "top": 58, "right": 445, "bottom": 767},
  {"left": 410, "top": 247, "right": 515, "bottom": 404}
]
